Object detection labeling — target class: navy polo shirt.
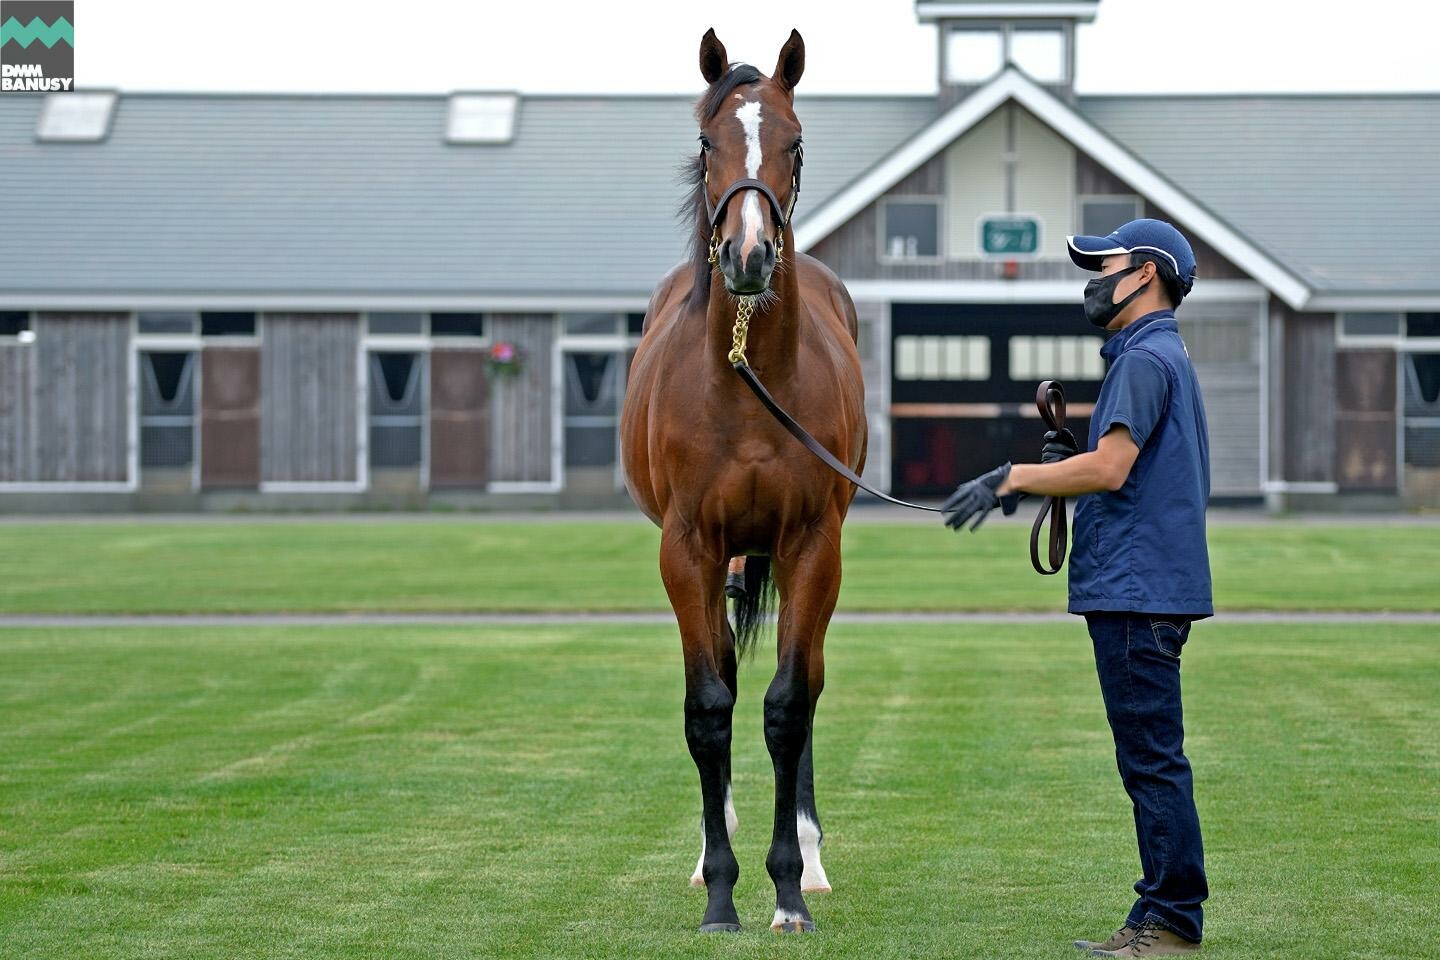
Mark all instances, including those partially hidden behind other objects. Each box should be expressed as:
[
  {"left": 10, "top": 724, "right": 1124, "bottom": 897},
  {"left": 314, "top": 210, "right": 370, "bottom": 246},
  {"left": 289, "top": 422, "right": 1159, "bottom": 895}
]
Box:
[{"left": 1068, "top": 310, "right": 1214, "bottom": 618}]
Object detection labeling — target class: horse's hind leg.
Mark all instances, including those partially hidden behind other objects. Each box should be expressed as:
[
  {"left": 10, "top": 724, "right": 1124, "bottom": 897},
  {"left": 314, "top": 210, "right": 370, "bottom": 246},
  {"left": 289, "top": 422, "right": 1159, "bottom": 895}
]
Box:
[
  {"left": 691, "top": 612, "right": 739, "bottom": 888},
  {"left": 660, "top": 528, "right": 741, "bottom": 932},
  {"left": 797, "top": 727, "right": 831, "bottom": 893}
]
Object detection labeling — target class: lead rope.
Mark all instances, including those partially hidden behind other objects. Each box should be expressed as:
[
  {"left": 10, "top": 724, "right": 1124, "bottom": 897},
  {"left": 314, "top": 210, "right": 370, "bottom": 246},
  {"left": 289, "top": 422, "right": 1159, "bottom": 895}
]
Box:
[{"left": 725, "top": 308, "right": 1072, "bottom": 575}]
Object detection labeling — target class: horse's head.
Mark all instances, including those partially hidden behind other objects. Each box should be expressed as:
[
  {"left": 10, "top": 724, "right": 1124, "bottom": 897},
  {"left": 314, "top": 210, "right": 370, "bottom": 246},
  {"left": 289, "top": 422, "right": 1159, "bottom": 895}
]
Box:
[{"left": 694, "top": 28, "right": 805, "bottom": 297}]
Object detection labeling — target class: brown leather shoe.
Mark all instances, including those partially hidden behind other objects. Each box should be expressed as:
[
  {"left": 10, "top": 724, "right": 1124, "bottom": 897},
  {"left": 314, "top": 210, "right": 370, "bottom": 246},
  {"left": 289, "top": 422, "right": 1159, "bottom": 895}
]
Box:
[
  {"left": 1091, "top": 920, "right": 1199, "bottom": 956},
  {"left": 1074, "top": 927, "right": 1135, "bottom": 951}
]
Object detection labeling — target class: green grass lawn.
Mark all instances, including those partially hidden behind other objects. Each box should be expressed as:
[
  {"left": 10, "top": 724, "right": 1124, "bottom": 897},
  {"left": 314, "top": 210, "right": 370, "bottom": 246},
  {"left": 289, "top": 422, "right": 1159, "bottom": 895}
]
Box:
[
  {"left": 0, "top": 623, "right": 1435, "bottom": 958},
  {"left": 0, "top": 519, "right": 1436, "bottom": 613}
]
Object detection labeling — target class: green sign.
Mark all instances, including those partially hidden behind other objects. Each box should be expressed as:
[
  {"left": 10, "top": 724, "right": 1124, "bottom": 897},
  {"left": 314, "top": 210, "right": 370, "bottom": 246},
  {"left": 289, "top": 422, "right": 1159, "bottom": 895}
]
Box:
[{"left": 980, "top": 216, "right": 1041, "bottom": 257}]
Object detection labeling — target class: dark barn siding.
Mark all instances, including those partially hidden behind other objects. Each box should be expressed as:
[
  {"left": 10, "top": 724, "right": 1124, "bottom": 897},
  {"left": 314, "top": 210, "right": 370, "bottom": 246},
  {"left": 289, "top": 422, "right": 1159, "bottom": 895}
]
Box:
[
  {"left": 0, "top": 313, "right": 130, "bottom": 483},
  {"left": 261, "top": 314, "right": 360, "bottom": 484}
]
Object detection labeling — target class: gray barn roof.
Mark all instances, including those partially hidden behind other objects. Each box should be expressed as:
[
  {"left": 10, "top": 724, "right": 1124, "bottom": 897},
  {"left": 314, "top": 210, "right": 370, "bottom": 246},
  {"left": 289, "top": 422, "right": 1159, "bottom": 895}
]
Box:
[{"left": 1, "top": 89, "right": 1435, "bottom": 301}]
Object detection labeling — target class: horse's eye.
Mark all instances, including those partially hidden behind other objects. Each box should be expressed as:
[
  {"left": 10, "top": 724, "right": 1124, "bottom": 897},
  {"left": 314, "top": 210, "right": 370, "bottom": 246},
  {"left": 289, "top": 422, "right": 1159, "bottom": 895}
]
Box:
[{"left": 698, "top": 135, "right": 712, "bottom": 151}]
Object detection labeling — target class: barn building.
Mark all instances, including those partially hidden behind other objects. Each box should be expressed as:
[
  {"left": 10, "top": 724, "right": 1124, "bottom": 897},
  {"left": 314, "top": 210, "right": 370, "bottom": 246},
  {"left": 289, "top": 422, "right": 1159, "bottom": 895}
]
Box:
[{"left": 2, "top": 0, "right": 1437, "bottom": 511}]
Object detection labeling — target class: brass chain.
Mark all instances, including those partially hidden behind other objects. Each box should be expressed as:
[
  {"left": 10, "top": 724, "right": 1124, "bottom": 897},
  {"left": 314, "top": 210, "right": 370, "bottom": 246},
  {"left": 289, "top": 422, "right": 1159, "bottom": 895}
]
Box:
[{"left": 727, "top": 296, "right": 755, "bottom": 365}]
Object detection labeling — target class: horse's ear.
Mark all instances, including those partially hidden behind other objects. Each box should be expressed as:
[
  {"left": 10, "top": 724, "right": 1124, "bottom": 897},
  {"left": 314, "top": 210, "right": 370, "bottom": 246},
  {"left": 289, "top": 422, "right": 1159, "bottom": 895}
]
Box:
[
  {"left": 700, "top": 28, "right": 728, "bottom": 85},
  {"left": 773, "top": 29, "right": 805, "bottom": 96}
]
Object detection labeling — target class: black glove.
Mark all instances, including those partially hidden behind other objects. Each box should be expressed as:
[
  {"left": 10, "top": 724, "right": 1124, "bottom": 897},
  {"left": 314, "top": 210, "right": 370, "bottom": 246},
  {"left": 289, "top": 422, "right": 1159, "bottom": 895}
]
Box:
[
  {"left": 941, "top": 462, "right": 1021, "bottom": 532},
  {"left": 1041, "top": 428, "right": 1079, "bottom": 464}
]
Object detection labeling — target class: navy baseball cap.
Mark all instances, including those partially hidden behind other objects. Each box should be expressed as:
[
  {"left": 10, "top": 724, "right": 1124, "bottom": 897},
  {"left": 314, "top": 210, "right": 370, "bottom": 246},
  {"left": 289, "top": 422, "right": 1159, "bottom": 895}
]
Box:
[{"left": 1067, "top": 219, "right": 1196, "bottom": 293}]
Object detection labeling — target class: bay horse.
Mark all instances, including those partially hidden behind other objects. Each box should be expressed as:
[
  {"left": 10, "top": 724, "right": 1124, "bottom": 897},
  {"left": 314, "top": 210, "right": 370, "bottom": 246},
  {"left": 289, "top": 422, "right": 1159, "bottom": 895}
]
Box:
[{"left": 619, "top": 28, "right": 867, "bottom": 934}]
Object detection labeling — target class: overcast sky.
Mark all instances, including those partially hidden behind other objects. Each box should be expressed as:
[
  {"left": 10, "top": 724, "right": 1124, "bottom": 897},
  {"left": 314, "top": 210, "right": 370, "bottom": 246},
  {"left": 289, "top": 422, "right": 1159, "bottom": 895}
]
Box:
[{"left": 81, "top": 0, "right": 1439, "bottom": 95}]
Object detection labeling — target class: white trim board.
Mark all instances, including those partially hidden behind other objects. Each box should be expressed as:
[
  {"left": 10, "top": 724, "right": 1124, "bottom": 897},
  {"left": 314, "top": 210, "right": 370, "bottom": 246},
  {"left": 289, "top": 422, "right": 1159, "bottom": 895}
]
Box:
[
  {"left": 0, "top": 293, "right": 654, "bottom": 313},
  {"left": 1310, "top": 295, "right": 1440, "bottom": 312},
  {"left": 792, "top": 68, "right": 1313, "bottom": 311},
  {"left": 916, "top": 2, "right": 1099, "bottom": 19},
  {"left": 843, "top": 279, "right": 1266, "bottom": 304}
]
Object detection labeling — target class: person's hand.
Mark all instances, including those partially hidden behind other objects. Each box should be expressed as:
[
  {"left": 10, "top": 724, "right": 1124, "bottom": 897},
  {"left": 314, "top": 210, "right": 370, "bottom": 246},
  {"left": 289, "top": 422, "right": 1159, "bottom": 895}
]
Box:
[
  {"left": 941, "top": 463, "right": 1021, "bottom": 532},
  {"left": 1041, "top": 428, "right": 1079, "bottom": 464}
]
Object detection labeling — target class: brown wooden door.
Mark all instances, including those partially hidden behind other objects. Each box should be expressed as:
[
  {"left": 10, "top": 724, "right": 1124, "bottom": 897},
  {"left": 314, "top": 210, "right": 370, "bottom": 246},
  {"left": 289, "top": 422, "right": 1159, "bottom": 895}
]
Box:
[
  {"left": 201, "top": 348, "right": 261, "bottom": 488},
  {"left": 1335, "top": 349, "right": 1397, "bottom": 490},
  {"left": 429, "top": 350, "right": 489, "bottom": 488}
]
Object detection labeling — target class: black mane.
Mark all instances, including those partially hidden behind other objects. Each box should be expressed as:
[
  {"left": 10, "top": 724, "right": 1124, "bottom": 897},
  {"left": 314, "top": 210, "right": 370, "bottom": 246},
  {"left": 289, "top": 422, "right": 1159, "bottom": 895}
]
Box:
[{"left": 677, "top": 63, "right": 765, "bottom": 301}]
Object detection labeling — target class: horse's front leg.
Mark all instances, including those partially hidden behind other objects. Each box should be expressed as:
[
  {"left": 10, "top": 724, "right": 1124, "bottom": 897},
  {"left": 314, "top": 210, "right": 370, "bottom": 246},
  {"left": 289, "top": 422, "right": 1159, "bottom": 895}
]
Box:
[
  {"left": 765, "top": 523, "right": 841, "bottom": 933},
  {"left": 660, "top": 526, "right": 740, "bottom": 933},
  {"left": 690, "top": 614, "right": 739, "bottom": 889}
]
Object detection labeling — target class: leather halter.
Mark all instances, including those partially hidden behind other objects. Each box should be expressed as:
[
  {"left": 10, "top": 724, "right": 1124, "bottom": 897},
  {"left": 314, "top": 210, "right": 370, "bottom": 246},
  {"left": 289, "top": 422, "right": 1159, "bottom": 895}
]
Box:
[{"left": 702, "top": 144, "right": 803, "bottom": 242}]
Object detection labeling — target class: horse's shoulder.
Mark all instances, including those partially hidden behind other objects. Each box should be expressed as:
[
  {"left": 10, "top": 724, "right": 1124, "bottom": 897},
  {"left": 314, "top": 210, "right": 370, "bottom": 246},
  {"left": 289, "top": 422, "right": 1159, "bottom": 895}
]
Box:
[
  {"left": 795, "top": 254, "right": 860, "bottom": 345},
  {"left": 643, "top": 261, "right": 695, "bottom": 336}
]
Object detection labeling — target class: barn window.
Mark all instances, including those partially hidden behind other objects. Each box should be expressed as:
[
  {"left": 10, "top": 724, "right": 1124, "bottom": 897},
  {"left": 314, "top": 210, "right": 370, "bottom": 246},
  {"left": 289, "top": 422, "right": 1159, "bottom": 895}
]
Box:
[
  {"left": 0, "top": 311, "right": 31, "bottom": 338},
  {"left": 1010, "top": 28, "right": 1066, "bottom": 84},
  {"left": 430, "top": 313, "right": 487, "bottom": 338},
  {"left": 367, "top": 312, "right": 424, "bottom": 336},
  {"left": 1008, "top": 336, "right": 1106, "bottom": 380},
  {"left": 945, "top": 29, "right": 1004, "bottom": 84},
  {"left": 881, "top": 199, "right": 941, "bottom": 260},
  {"left": 1340, "top": 312, "right": 1402, "bottom": 340},
  {"left": 1080, "top": 196, "right": 1142, "bottom": 237},
  {"left": 895, "top": 336, "right": 990, "bottom": 381},
  {"left": 140, "top": 351, "right": 197, "bottom": 467},
  {"left": 37, "top": 92, "right": 117, "bottom": 142},
  {"left": 1407, "top": 313, "right": 1440, "bottom": 339},
  {"left": 201, "top": 312, "right": 256, "bottom": 337},
  {"left": 368, "top": 352, "right": 425, "bottom": 468},
  {"left": 446, "top": 93, "right": 519, "bottom": 144},
  {"left": 138, "top": 311, "right": 198, "bottom": 335}
]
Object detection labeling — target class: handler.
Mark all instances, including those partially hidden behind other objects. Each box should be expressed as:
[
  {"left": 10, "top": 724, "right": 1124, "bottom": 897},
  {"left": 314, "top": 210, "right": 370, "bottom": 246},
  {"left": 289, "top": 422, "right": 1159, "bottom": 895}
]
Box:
[{"left": 940, "top": 220, "right": 1211, "bottom": 957}]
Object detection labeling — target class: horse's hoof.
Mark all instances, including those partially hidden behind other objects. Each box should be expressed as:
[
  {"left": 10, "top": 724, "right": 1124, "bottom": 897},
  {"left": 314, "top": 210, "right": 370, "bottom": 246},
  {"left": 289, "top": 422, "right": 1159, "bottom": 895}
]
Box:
[
  {"left": 771, "top": 919, "right": 816, "bottom": 934},
  {"left": 801, "top": 881, "right": 832, "bottom": 894},
  {"left": 699, "top": 922, "right": 742, "bottom": 934},
  {"left": 689, "top": 874, "right": 706, "bottom": 889}
]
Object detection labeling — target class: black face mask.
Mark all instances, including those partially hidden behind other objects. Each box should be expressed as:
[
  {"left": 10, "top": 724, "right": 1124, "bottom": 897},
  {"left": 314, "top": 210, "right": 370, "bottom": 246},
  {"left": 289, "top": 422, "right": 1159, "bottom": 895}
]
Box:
[{"left": 1084, "top": 265, "right": 1150, "bottom": 329}]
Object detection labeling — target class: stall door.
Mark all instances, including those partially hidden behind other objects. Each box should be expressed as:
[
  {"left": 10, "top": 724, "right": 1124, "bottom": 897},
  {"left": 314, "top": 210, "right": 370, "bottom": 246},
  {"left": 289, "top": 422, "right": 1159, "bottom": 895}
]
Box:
[
  {"left": 429, "top": 350, "right": 489, "bottom": 488},
  {"left": 200, "top": 348, "right": 260, "bottom": 488}
]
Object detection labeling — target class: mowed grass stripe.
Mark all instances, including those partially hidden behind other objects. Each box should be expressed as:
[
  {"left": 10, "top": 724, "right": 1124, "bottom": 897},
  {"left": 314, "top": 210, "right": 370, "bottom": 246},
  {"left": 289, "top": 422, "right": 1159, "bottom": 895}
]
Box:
[
  {"left": 0, "top": 520, "right": 1437, "bottom": 613},
  {"left": 0, "top": 623, "right": 1435, "bottom": 958}
]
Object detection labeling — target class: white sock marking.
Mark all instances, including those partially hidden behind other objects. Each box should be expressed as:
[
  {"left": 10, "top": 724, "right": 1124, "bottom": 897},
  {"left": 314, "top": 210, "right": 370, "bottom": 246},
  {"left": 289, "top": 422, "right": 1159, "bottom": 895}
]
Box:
[
  {"left": 798, "top": 812, "right": 831, "bottom": 892},
  {"left": 690, "top": 785, "right": 738, "bottom": 887}
]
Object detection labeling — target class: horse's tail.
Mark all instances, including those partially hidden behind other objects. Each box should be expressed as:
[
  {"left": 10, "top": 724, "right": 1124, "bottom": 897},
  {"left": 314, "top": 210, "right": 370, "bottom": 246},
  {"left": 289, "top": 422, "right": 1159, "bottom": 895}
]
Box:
[{"left": 731, "top": 556, "right": 776, "bottom": 662}]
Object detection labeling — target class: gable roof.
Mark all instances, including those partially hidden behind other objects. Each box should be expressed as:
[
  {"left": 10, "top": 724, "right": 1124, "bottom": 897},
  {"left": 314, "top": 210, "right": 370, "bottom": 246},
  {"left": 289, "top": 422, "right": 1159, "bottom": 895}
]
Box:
[
  {"left": 0, "top": 80, "right": 1437, "bottom": 309},
  {"left": 794, "top": 69, "right": 1312, "bottom": 308},
  {"left": 0, "top": 91, "right": 938, "bottom": 306}
]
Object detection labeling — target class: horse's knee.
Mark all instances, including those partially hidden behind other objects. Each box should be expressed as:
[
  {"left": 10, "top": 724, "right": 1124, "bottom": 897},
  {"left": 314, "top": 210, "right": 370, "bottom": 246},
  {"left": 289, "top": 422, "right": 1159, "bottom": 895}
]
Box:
[
  {"left": 685, "top": 679, "right": 735, "bottom": 760},
  {"left": 763, "top": 682, "right": 809, "bottom": 758}
]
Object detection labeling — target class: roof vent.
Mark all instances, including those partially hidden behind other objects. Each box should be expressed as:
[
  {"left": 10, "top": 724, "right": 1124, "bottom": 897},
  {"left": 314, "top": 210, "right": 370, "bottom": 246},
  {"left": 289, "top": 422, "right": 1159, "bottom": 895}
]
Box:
[
  {"left": 446, "top": 93, "right": 519, "bottom": 144},
  {"left": 37, "top": 91, "right": 118, "bottom": 142}
]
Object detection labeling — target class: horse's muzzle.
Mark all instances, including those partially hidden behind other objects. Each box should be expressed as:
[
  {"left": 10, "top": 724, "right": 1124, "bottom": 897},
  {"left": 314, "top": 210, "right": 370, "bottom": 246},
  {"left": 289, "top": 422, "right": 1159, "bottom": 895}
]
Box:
[{"left": 719, "top": 235, "right": 776, "bottom": 295}]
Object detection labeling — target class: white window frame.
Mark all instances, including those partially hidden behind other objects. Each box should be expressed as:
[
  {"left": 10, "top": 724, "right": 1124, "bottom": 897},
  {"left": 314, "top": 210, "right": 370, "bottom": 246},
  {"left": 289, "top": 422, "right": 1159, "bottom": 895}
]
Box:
[
  {"left": 1336, "top": 312, "right": 1440, "bottom": 350},
  {"left": 134, "top": 311, "right": 203, "bottom": 493},
  {"left": 944, "top": 21, "right": 1073, "bottom": 87},
  {"left": 878, "top": 196, "right": 946, "bottom": 264}
]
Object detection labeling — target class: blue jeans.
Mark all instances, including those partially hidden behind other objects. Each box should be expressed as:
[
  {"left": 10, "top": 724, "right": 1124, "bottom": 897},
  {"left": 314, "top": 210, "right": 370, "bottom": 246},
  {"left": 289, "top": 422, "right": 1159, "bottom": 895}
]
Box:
[{"left": 1085, "top": 613, "right": 1207, "bottom": 943}]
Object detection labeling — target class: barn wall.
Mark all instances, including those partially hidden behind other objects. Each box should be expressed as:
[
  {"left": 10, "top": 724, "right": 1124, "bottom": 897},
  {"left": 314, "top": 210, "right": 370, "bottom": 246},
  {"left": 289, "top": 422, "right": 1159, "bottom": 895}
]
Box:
[
  {"left": 0, "top": 313, "right": 130, "bottom": 483},
  {"left": 261, "top": 313, "right": 361, "bottom": 484},
  {"left": 1275, "top": 304, "right": 1337, "bottom": 484},
  {"left": 488, "top": 314, "right": 556, "bottom": 485}
]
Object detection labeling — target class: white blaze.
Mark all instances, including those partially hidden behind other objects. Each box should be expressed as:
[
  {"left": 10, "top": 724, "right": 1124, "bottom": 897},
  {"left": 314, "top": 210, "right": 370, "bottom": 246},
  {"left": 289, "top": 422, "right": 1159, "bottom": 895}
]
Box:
[{"left": 735, "top": 100, "right": 766, "bottom": 263}]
